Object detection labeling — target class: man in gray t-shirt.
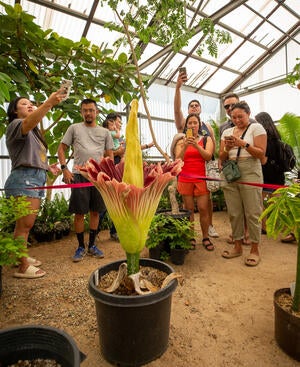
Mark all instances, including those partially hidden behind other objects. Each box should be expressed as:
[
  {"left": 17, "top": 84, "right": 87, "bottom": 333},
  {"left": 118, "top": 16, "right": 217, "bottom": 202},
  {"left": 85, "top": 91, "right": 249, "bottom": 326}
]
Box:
[{"left": 58, "top": 99, "right": 113, "bottom": 262}]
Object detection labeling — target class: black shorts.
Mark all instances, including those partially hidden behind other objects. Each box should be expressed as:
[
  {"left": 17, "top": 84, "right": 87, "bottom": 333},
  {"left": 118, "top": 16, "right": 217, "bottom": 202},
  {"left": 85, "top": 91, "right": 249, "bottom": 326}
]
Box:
[{"left": 69, "top": 174, "right": 106, "bottom": 214}]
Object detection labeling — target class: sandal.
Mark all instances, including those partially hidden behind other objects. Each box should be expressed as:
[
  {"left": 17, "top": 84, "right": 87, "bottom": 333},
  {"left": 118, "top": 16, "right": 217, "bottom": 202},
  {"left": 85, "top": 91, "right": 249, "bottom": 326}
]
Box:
[
  {"left": 222, "top": 246, "right": 242, "bottom": 259},
  {"left": 244, "top": 253, "right": 260, "bottom": 266},
  {"left": 202, "top": 238, "right": 214, "bottom": 251},
  {"left": 190, "top": 238, "right": 197, "bottom": 250},
  {"left": 281, "top": 233, "right": 296, "bottom": 243}
]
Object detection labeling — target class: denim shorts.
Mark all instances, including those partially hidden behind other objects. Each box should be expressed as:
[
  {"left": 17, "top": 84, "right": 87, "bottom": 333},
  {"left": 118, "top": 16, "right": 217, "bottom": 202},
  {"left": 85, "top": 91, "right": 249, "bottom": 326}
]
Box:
[{"left": 4, "top": 167, "right": 47, "bottom": 199}]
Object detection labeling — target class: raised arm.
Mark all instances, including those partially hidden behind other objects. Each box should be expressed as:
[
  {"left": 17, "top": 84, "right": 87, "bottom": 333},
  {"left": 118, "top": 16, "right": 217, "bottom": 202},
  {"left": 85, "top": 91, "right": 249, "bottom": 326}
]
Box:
[{"left": 174, "top": 72, "right": 187, "bottom": 133}]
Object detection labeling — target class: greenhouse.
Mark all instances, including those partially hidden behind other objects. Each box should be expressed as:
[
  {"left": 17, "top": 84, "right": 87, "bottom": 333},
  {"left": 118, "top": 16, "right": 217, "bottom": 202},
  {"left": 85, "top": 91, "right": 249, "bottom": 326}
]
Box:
[{"left": 0, "top": 1, "right": 300, "bottom": 367}]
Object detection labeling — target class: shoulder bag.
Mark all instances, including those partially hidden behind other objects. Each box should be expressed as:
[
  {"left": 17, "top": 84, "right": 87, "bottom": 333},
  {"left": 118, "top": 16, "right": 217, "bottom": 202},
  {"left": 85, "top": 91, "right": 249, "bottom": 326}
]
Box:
[{"left": 222, "top": 124, "right": 251, "bottom": 183}]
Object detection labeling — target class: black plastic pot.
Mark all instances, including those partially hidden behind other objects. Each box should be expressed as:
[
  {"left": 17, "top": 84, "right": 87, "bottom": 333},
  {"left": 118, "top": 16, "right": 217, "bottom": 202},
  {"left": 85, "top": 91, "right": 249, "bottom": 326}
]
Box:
[
  {"left": 89, "top": 258, "right": 178, "bottom": 367},
  {"left": 170, "top": 248, "right": 186, "bottom": 265},
  {"left": 0, "top": 325, "right": 86, "bottom": 366},
  {"left": 274, "top": 288, "right": 300, "bottom": 361}
]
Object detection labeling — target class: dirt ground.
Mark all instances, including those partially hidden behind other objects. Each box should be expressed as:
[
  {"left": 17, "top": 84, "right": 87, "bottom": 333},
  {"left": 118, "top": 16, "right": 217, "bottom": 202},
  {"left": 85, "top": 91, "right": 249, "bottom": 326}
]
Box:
[{"left": 1, "top": 210, "right": 299, "bottom": 367}]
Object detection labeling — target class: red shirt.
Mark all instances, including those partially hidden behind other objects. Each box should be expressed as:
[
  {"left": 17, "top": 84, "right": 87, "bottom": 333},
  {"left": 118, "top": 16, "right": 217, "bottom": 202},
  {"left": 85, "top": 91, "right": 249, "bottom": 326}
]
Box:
[{"left": 178, "top": 138, "right": 205, "bottom": 182}]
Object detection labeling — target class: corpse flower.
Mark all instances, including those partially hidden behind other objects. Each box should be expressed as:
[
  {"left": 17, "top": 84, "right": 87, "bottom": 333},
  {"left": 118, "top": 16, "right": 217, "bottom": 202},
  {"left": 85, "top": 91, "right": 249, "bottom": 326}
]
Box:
[{"left": 81, "top": 99, "right": 183, "bottom": 277}]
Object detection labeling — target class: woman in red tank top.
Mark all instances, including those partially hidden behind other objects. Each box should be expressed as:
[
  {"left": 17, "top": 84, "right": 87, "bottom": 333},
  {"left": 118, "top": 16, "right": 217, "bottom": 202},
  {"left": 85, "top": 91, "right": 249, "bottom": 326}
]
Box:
[{"left": 174, "top": 113, "right": 215, "bottom": 251}]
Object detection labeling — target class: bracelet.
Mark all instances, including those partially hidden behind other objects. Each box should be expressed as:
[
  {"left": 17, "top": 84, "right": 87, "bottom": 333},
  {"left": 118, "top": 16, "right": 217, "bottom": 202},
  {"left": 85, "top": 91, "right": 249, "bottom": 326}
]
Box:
[
  {"left": 244, "top": 143, "right": 250, "bottom": 149},
  {"left": 61, "top": 164, "right": 67, "bottom": 170}
]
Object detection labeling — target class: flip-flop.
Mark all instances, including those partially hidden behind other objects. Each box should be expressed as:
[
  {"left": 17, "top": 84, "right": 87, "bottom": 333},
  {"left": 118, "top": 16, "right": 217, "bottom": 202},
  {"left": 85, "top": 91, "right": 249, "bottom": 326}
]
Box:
[
  {"left": 14, "top": 265, "right": 46, "bottom": 279},
  {"left": 244, "top": 254, "right": 260, "bottom": 267},
  {"left": 222, "top": 247, "right": 242, "bottom": 259}
]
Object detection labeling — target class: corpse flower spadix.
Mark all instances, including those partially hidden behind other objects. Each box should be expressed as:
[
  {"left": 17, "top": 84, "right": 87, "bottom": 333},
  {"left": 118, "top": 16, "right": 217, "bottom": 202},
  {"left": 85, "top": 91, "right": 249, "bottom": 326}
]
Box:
[{"left": 83, "top": 99, "right": 183, "bottom": 275}]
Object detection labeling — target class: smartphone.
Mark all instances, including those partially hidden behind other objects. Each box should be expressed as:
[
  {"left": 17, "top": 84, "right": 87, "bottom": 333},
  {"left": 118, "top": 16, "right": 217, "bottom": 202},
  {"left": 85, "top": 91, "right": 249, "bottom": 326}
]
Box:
[
  {"left": 178, "top": 67, "right": 187, "bottom": 76},
  {"left": 186, "top": 128, "right": 193, "bottom": 138},
  {"left": 224, "top": 135, "right": 233, "bottom": 140},
  {"left": 60, "top": 79, "right": 72, "bottom": 101}
]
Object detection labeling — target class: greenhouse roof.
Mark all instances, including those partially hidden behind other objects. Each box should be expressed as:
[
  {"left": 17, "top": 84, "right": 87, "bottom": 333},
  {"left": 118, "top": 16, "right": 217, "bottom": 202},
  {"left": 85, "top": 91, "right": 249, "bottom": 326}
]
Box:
[{"left": 3, "top": 0, "right": 300, "bottom": 98}]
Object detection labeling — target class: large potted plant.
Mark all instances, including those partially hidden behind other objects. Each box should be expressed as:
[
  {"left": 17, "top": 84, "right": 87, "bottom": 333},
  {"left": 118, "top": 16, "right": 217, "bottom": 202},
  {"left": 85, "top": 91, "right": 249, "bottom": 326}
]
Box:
[
  {"left": 84, "top": 100, "right": 183, "bottom": 366},
  {"left": 260, "top": 182, "right": 300, "bottom": 360}
]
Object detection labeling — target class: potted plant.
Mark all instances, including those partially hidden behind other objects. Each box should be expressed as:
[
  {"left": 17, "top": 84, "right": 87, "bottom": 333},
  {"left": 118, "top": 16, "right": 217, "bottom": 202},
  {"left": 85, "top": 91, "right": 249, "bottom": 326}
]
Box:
[
  {"left": 260, "top": 182, "right": 300, "bottom": 360},
  {"left": 84, "top": 100, "right": 183, "bottom": 366},
  {"left": 0, "top": 195, "right": 35, "bottom": 296},
  {"left": 146, "top": 213, "right": 194, "bottom": 264}
]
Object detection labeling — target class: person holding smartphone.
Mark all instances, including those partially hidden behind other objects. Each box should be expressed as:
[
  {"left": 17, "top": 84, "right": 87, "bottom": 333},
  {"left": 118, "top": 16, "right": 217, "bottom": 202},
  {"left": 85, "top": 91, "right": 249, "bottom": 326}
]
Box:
[
  {"left": 174, "top": 113, "right": 215, "bottom": 251},
  {"left": 173, "top": 67, "right": 219, "bottom": 239},
  {"left": 5, "top": 89, "right": 66, "bottom": 278}
]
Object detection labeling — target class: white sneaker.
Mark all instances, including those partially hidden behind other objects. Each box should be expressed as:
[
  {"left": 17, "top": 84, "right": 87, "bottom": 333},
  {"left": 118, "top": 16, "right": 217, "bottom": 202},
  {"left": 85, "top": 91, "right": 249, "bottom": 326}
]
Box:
[{"left": 208, "top": 225, "right": 219, "bottom": 238}]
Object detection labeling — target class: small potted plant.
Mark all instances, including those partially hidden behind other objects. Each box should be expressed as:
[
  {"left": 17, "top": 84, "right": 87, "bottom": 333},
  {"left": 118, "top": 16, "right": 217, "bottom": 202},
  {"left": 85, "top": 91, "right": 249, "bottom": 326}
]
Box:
[
  {"left": 260, "top": 182, "right": 300, "bottom": 360},
  {"left": 0, "top": 195, "right": 35, "bottom": 296},
  {"left": 146, "top": 213, "right": 194, "bottom": 264}
]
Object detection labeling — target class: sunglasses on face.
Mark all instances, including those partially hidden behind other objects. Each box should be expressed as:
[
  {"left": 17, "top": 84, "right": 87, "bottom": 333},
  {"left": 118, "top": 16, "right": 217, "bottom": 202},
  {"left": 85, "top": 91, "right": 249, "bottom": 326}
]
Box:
[
  {"left": 189, "top": 104, "right": 200, "bottom": 108},
  {"left": 224, "top": 104, "right": 235, "bottom": 110}
]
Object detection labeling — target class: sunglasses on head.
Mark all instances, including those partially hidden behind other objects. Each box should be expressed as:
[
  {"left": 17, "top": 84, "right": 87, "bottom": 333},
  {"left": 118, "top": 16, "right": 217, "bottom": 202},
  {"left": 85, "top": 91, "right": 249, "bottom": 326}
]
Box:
[{"left": 224, "top": 103, "right": 235, "bottom": 110}]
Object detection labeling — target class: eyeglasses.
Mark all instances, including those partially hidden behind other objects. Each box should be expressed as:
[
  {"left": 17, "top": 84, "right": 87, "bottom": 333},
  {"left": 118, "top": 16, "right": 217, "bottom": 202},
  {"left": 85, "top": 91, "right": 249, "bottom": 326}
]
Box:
[
  {"left": 189, "top": 104, "right": 200, "bottom": 108},
  {"left": 224, "top": 104, "right": 235, "bottom": 110}
]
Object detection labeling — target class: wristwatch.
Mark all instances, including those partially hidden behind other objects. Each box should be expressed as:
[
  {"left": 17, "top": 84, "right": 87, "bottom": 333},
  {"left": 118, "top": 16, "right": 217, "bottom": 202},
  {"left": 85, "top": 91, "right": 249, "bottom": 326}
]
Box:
[
  {"left": 61, "top": 164, "right": 67, "bottom": 170},
  {"left": 244, "top": 143, "right": 250, "bottom": 149}
]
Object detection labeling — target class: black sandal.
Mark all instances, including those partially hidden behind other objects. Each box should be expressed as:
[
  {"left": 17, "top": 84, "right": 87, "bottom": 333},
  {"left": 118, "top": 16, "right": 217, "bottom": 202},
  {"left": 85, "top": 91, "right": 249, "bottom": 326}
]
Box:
[
  {"left": 202, "top": 238, "right": 214, "bottom": 251},
  {"left": 190, "top": 238, "right": 197, "bottom": 250}
]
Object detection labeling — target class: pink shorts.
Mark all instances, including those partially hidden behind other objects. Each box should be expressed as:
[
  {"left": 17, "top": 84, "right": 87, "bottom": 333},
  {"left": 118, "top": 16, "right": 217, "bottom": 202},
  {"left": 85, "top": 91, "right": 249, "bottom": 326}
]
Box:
[{"left": 177, "top": 181, "right": 209, "bottom": 196}]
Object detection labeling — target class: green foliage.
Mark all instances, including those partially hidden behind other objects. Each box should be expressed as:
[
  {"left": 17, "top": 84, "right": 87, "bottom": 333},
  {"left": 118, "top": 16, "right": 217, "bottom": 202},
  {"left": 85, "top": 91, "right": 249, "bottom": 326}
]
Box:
[
  {"left": 0, "top": 1, "right": 139, "bottom": 147},
  {"left": 0, "top": 195, "right": 35, "bottom": 266},
  {"left": 103, "top": 0, "right": 231, "bottom": 61},
  {"left": 146, "top": 213, "right": 194, "bottom": 250},
  {"left": 260, "top": 183, "right": 300, "bottom": 311},
  {"left": 278, "top": 113, "right": 300, "bottom": 170},
  {"left": 286, "top": 58, "right": 300, "bottom": 88},
  {"left": 33, "top": 193, "right": 72, "bottom": 234},
  {"left": 208, "top": 119, "right": 220, "bottom": 158},
  {"left": 197, "top": 19, "right": 232, "bottom": 57}
]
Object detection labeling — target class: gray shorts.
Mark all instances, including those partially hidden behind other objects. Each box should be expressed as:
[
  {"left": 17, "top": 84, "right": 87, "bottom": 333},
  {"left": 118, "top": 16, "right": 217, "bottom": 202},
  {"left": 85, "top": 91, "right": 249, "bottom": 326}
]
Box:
[
  {"left": 69, "top": 174, "right": 106, "bottom": 214},
  {"left": 4, "top": 167, "right": 47, "bottom": 199}
]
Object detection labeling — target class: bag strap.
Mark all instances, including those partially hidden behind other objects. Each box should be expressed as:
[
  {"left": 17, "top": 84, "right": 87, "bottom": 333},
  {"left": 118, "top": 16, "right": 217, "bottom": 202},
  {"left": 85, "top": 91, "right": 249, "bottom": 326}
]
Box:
[{"left": 236, "top": 123, "right": 251, "bottom": 159}]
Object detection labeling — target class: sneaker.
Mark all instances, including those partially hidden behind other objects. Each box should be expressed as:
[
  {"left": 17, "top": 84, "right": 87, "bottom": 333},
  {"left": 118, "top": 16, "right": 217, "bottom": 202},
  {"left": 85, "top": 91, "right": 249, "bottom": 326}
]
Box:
[
  {"left": 208, "top": 225, "right": 219, "bottom": 238},
  {"left": 87, "top": 245, "right": 104, "bottom": 258},
  {"left": 72, "top": 247, "right": 86, "bottom": 262},
  {"left": 110, "top": 233, "right": 119, "bottom": 242}
]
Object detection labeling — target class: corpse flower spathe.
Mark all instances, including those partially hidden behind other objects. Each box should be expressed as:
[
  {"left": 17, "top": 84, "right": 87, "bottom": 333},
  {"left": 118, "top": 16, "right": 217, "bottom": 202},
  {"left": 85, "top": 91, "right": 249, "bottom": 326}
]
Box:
[{"left": 82, "top": 100, "right": 183, "bottom": 274}]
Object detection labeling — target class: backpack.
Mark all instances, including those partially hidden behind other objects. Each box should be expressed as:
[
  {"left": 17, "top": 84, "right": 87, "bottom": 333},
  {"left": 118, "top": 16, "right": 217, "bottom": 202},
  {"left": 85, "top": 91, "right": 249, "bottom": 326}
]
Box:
[{"left": 277, "top": 141, "right": 296, "bottom": 172}]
